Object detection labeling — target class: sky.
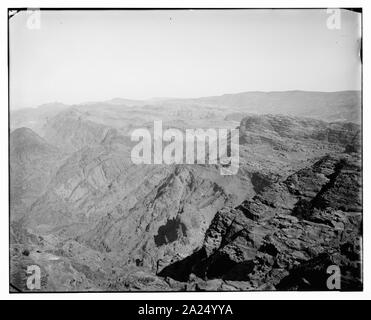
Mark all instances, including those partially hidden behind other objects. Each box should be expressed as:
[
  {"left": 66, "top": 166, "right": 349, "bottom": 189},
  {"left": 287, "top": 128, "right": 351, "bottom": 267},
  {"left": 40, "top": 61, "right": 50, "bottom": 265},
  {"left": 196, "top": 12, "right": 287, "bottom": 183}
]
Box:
[{"left": 9, "top": 9, "right": 361, "bottom": 109}]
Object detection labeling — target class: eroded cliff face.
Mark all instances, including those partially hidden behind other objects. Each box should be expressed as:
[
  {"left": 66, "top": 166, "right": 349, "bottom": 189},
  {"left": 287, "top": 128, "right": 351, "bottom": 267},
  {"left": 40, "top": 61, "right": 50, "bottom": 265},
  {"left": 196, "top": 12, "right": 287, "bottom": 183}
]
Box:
[
  {"left": 76, "top": 164, "right": 251, "bottom": 272},
  {"left": 158, "top": 153, "right": 361, "bottom": 291},
  {"left": 10, "top": 113, "right": 362, "bottom": 291},
  {"left": 10, "top": 128, "right": 66, "bottom": 221}
]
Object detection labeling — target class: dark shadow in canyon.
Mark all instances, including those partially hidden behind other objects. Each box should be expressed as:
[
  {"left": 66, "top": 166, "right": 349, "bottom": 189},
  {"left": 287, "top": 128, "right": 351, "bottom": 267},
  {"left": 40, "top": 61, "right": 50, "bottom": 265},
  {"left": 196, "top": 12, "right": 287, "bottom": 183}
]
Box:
[{"left": 154, "top": 217, "right": 187, "bottom": 247}]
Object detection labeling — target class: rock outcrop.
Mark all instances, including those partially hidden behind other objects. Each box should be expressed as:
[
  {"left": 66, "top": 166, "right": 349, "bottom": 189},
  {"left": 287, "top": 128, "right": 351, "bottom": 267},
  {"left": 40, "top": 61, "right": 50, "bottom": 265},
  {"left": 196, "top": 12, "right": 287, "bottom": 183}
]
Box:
[
  {"left": 159, "top": 153, "right": 362, "bottom": 290},
  {"left": 239, "top": 114, "right": 360, "bottom": 150}
]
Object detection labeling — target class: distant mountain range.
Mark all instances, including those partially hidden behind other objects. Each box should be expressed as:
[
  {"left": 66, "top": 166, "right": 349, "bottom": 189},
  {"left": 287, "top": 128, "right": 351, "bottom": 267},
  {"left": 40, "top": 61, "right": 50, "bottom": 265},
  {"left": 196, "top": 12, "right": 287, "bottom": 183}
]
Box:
[{"left": 11, "top": 90, "right": 361, "bottom": 123}]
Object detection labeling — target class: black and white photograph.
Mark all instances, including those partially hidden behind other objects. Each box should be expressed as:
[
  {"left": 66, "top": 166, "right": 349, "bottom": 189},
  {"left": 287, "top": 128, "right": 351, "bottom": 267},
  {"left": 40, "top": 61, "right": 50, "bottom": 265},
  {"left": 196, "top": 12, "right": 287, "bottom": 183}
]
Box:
[{"left": 7, "top": 7, "right": 363, "bottom": 294}]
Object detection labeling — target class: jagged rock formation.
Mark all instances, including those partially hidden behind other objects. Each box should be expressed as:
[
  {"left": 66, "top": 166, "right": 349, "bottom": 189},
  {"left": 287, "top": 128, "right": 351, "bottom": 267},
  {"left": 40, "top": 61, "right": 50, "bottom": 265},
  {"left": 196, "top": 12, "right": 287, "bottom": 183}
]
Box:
[
  {"left": 9, "top": 105, "right": 362, "bottom": 292},
  {"left": 237, "top": 114, "right": 361, "bottom": 188},
  {"left": 239, "top": 114, "right": 360, "bottom": 147},
  {"left": 159, "top": 153, "right": 362, "bottom": 290}
]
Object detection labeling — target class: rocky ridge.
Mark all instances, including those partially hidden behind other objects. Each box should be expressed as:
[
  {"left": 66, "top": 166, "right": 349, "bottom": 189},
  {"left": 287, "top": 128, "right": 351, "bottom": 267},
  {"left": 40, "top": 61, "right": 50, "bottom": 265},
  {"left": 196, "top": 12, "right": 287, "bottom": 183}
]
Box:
[
  {"left": 158, "top": 153, "right": 362, "bottom": 291},
  {"left": 9, "top": 111, "right": 362, "bottom": 291}
]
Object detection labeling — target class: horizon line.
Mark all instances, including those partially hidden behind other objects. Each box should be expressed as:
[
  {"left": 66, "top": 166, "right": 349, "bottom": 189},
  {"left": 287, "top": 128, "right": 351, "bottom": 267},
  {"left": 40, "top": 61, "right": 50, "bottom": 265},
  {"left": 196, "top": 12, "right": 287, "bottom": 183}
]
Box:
[{"left": 10, "top": 89, "right": 362, "bottom": 111}]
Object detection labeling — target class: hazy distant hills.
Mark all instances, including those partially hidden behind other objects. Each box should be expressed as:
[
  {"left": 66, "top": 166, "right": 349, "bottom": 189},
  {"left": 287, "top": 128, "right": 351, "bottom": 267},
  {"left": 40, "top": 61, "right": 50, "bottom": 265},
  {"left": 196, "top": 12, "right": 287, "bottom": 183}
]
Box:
[
  {"left": 10, "top": 90, "right": 361, "bottom": 135},
  {"left": 155, "top": 90, "right": 361, "bottom": 122},
  {"left": 10, "top": 103, "right": 69, "bottom": 134},
  {"left": 195, "top": 90, "right": 361, "bottom": 122}
]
